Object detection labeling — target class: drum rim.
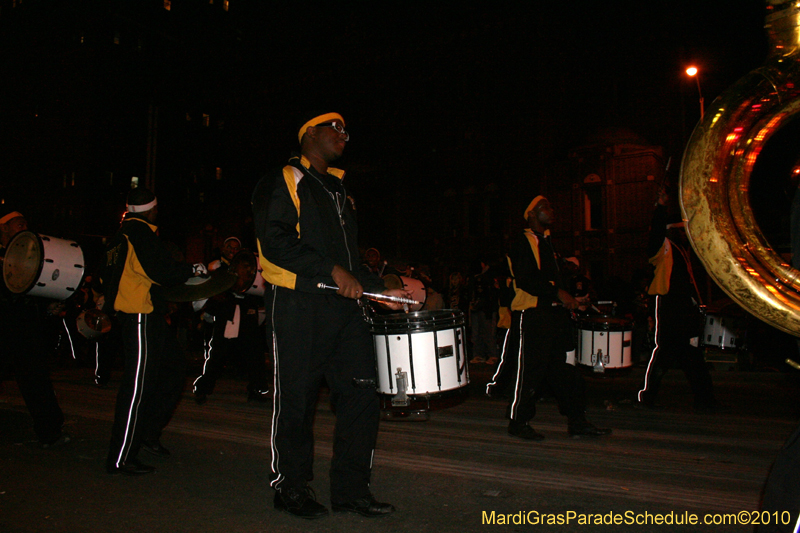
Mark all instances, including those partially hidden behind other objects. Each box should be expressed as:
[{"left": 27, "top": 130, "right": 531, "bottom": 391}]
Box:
[
  {"left": 369, "top": 309, "right": 465, "bottom": 333},
  {"left": 2, "top": 230, "right": 45, "bottom": 295},
  {"left": 577, "top": 315, "right": 633, "bottom": 331}
]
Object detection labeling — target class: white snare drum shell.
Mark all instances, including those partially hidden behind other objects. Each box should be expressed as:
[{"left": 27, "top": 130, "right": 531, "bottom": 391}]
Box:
[
  {"left": 372, "top": 310, "right": 468, "bottom": 395},
  {"left": 577, "top": 318, "right": 633, "bottom": 370},
  {"left": 703, "top": 314, "right": 743, "bottom": 349}
]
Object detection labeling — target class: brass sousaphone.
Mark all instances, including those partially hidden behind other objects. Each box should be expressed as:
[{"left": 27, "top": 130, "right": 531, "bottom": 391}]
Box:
[{"left": 680, "top": 1, "right": 800, "bottom": 336}]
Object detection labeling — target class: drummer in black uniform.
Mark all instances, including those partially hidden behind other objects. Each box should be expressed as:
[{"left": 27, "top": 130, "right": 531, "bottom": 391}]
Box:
[
  {"left": 497, "top": 196, "right": 611, "bottom": 441},
  {"left": 0, "top": 208, "right": 71, "bottom": 447}
]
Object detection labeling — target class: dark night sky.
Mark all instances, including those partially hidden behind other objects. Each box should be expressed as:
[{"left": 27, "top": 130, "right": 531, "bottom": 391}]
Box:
[
  {"left": 227, "top": 1, "right": 769, "bottom": 174},
  {"left": 0, "top": 0, "right": 775, "bottom": 250}
]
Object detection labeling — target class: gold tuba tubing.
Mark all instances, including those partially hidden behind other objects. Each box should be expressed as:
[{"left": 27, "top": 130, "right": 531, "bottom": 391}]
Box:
[{"left": 680, "top": 2, "right": 800, "bottom": 336}]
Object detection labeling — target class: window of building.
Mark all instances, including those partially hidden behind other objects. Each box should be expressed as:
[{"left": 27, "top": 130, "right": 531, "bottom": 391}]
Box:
[
  {"left": 131, "top": 176, "right": 139, "bottom": 189},
  {"left": 113, "top": 31, "right": 120, "bottom": 45},
  {"left": 202, "top": 114, "right": 210, "bottom": 127},
  {"left": 216, "top": 167, "right": 222, "bottom": 180},
  {"left": 223, "top": 0, "right": 229, "bottom": 10},
  {"left": 164, "top": 0, "right": 171, "bottom": 10},
  {"left": 583, "top": 187, "right": 603, "bottom": 231}
]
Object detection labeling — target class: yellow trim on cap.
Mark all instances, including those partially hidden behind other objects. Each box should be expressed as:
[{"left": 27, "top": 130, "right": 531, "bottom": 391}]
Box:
[
  {"left": 0, "top": 211, "right": 23, "bottom": 225},
  {"left": 523, "top": 195, "right": 546, "bottom": 220},
  {"left": 298, "top": 113, "right": 345, "bottom": 143}
]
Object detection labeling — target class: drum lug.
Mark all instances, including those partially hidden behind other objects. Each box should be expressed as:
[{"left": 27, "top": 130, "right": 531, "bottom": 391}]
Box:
[
  {"left": 391, "top": 368, "right": 410, "bottom": 406},
  {"left": 592, "top": 350, "right": 607, "bottom": 373}
]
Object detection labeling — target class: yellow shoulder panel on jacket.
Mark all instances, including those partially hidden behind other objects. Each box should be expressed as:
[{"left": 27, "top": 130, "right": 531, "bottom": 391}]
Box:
[
  {"left": 648, "top": 239, "right": 672, "bottom": 295},
  {"left": 256, "top": 239, "right": 296, "bottom": 290},
  {"left": 113, "top": 236, "right": 154, "bottom": 314}
]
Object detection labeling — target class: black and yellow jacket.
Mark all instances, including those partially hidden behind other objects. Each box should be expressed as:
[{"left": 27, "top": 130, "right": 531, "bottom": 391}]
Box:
[
  {"left": 646, "top": 204, "right": 697, "bottom": 301},
  {"left": 251, "top": 154, "right": 384, "bottom": 295},
  {"left": 102, "top": 214, "right": 193, "bottom": 314},
  {"left": 507, "top": 229, "right": 562, "bottom": 311}
]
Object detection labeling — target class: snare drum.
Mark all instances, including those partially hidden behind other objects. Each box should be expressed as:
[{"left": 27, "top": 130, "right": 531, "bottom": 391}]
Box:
[
  {"left": 577, "top": 316, "right": 633, "bottom": 371},
  {"left": 2, "top": 231, "right": 85, "bottom": 300},
  {"left": 703, "top": 314, "right": 744, "bottom": 349},
  {"left": 370, "top": 309, "right": 469, "bottom": 396},
  {"left": 383, "top": 274, "right": 426, "bottom": 311}
]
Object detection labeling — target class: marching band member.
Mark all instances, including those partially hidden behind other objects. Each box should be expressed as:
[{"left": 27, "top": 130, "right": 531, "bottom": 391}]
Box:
[
  {"left": 252, "top": 110, "right": 406, "bottom": 519},
  {"left": 496, "top": 195, "right": 610, "bottom": 441},
  {"left": 102, "top": 188, "right": 205, "bottom": 475},
  {"left": 0, "top": 207, "right": 70, "bottom": 448},
  {"left": 637, "top": 188, "right": 716, "bottom": 411}
]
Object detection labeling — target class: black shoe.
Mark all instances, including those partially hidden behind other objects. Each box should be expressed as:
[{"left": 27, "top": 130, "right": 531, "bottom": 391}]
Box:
[
  {"left": 107, "top": 458, "right": 156, "bottom": 476},
  {"left": 332, "top": 495, "right": 395, "bottom": 517},
  {"left": 508, "top": 423, "right": 545, "bottom": 441},
  {"left": 141, "top": 439, "right": 171, "bottom": 458},
  {"left": 274, "top": 487, "right": 329, "bottom": 519},
  {"left": 247, "top": 388, "right": 270, "bottom": 403},
  {"left": 194, "top": 391, "right": 208, "bottom": 405},
  {"left": 41, "top": 431, "right": 72, "bottom": 449},
  {"left": 568, "top": 421, "right": 612, "bottom": 438}
]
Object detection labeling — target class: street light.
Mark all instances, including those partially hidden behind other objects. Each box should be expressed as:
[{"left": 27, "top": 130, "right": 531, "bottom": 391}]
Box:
[{"left": 686, "top": 66, "right": 705, "bottom": 120}]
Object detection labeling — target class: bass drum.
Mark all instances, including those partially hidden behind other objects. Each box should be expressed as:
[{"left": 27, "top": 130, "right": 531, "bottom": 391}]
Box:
[
  {"left": 382, "top": 274, "right": 426, "bottom": 311},
  {"left": 2, "top": 231, "right": 85, "bottom": 300},
  {"left": 228, "top": 250, "right": 268, "bottom": 297}
]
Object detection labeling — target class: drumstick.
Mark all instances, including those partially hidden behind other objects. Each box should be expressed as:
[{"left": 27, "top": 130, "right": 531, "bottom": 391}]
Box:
[{"left": 316, "top": 283, "right": 420, "bottom": 305}]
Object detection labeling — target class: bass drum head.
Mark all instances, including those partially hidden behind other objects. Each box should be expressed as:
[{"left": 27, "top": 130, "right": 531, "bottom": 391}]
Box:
[
  {"left": 383, "top": 274, "right": 426, "bottom": 311},
  {"left": 2, "top": 231, "right": 43, "bottom": 294}
]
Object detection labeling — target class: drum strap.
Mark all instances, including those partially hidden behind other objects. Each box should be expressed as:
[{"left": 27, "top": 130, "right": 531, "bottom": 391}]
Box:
[{"left": 673, "top": 241, "right": 704, "bottom": 306}]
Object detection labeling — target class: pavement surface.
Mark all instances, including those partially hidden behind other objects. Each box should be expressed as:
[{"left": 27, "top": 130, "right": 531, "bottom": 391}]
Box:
[{"left": 2, "top": 357, "right": 800, "bottom": 533}]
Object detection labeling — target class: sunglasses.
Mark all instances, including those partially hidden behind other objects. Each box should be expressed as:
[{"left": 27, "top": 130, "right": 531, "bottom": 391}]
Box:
[{"left": 315, "top": 121, "right": 349, "bottom": 141}]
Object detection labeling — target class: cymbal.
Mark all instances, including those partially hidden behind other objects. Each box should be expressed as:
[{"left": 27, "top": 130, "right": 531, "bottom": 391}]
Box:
[{"left": 163, "top": 270, "right": 238, "bottom": 302}]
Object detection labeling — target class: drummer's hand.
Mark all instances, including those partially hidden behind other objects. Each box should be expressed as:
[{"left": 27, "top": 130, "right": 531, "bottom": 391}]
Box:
[
  {"left": 380, "top": 289, "right": 412, "bottom": 311},
  {"left": 332, "top": 264, "right": 363, "bottom": 300},
  {"left": 557, "top": 289, "right": 579, "bottom": 311},
  {"left": 193, "top": 263, "right": 208, "bottom": 277}
]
